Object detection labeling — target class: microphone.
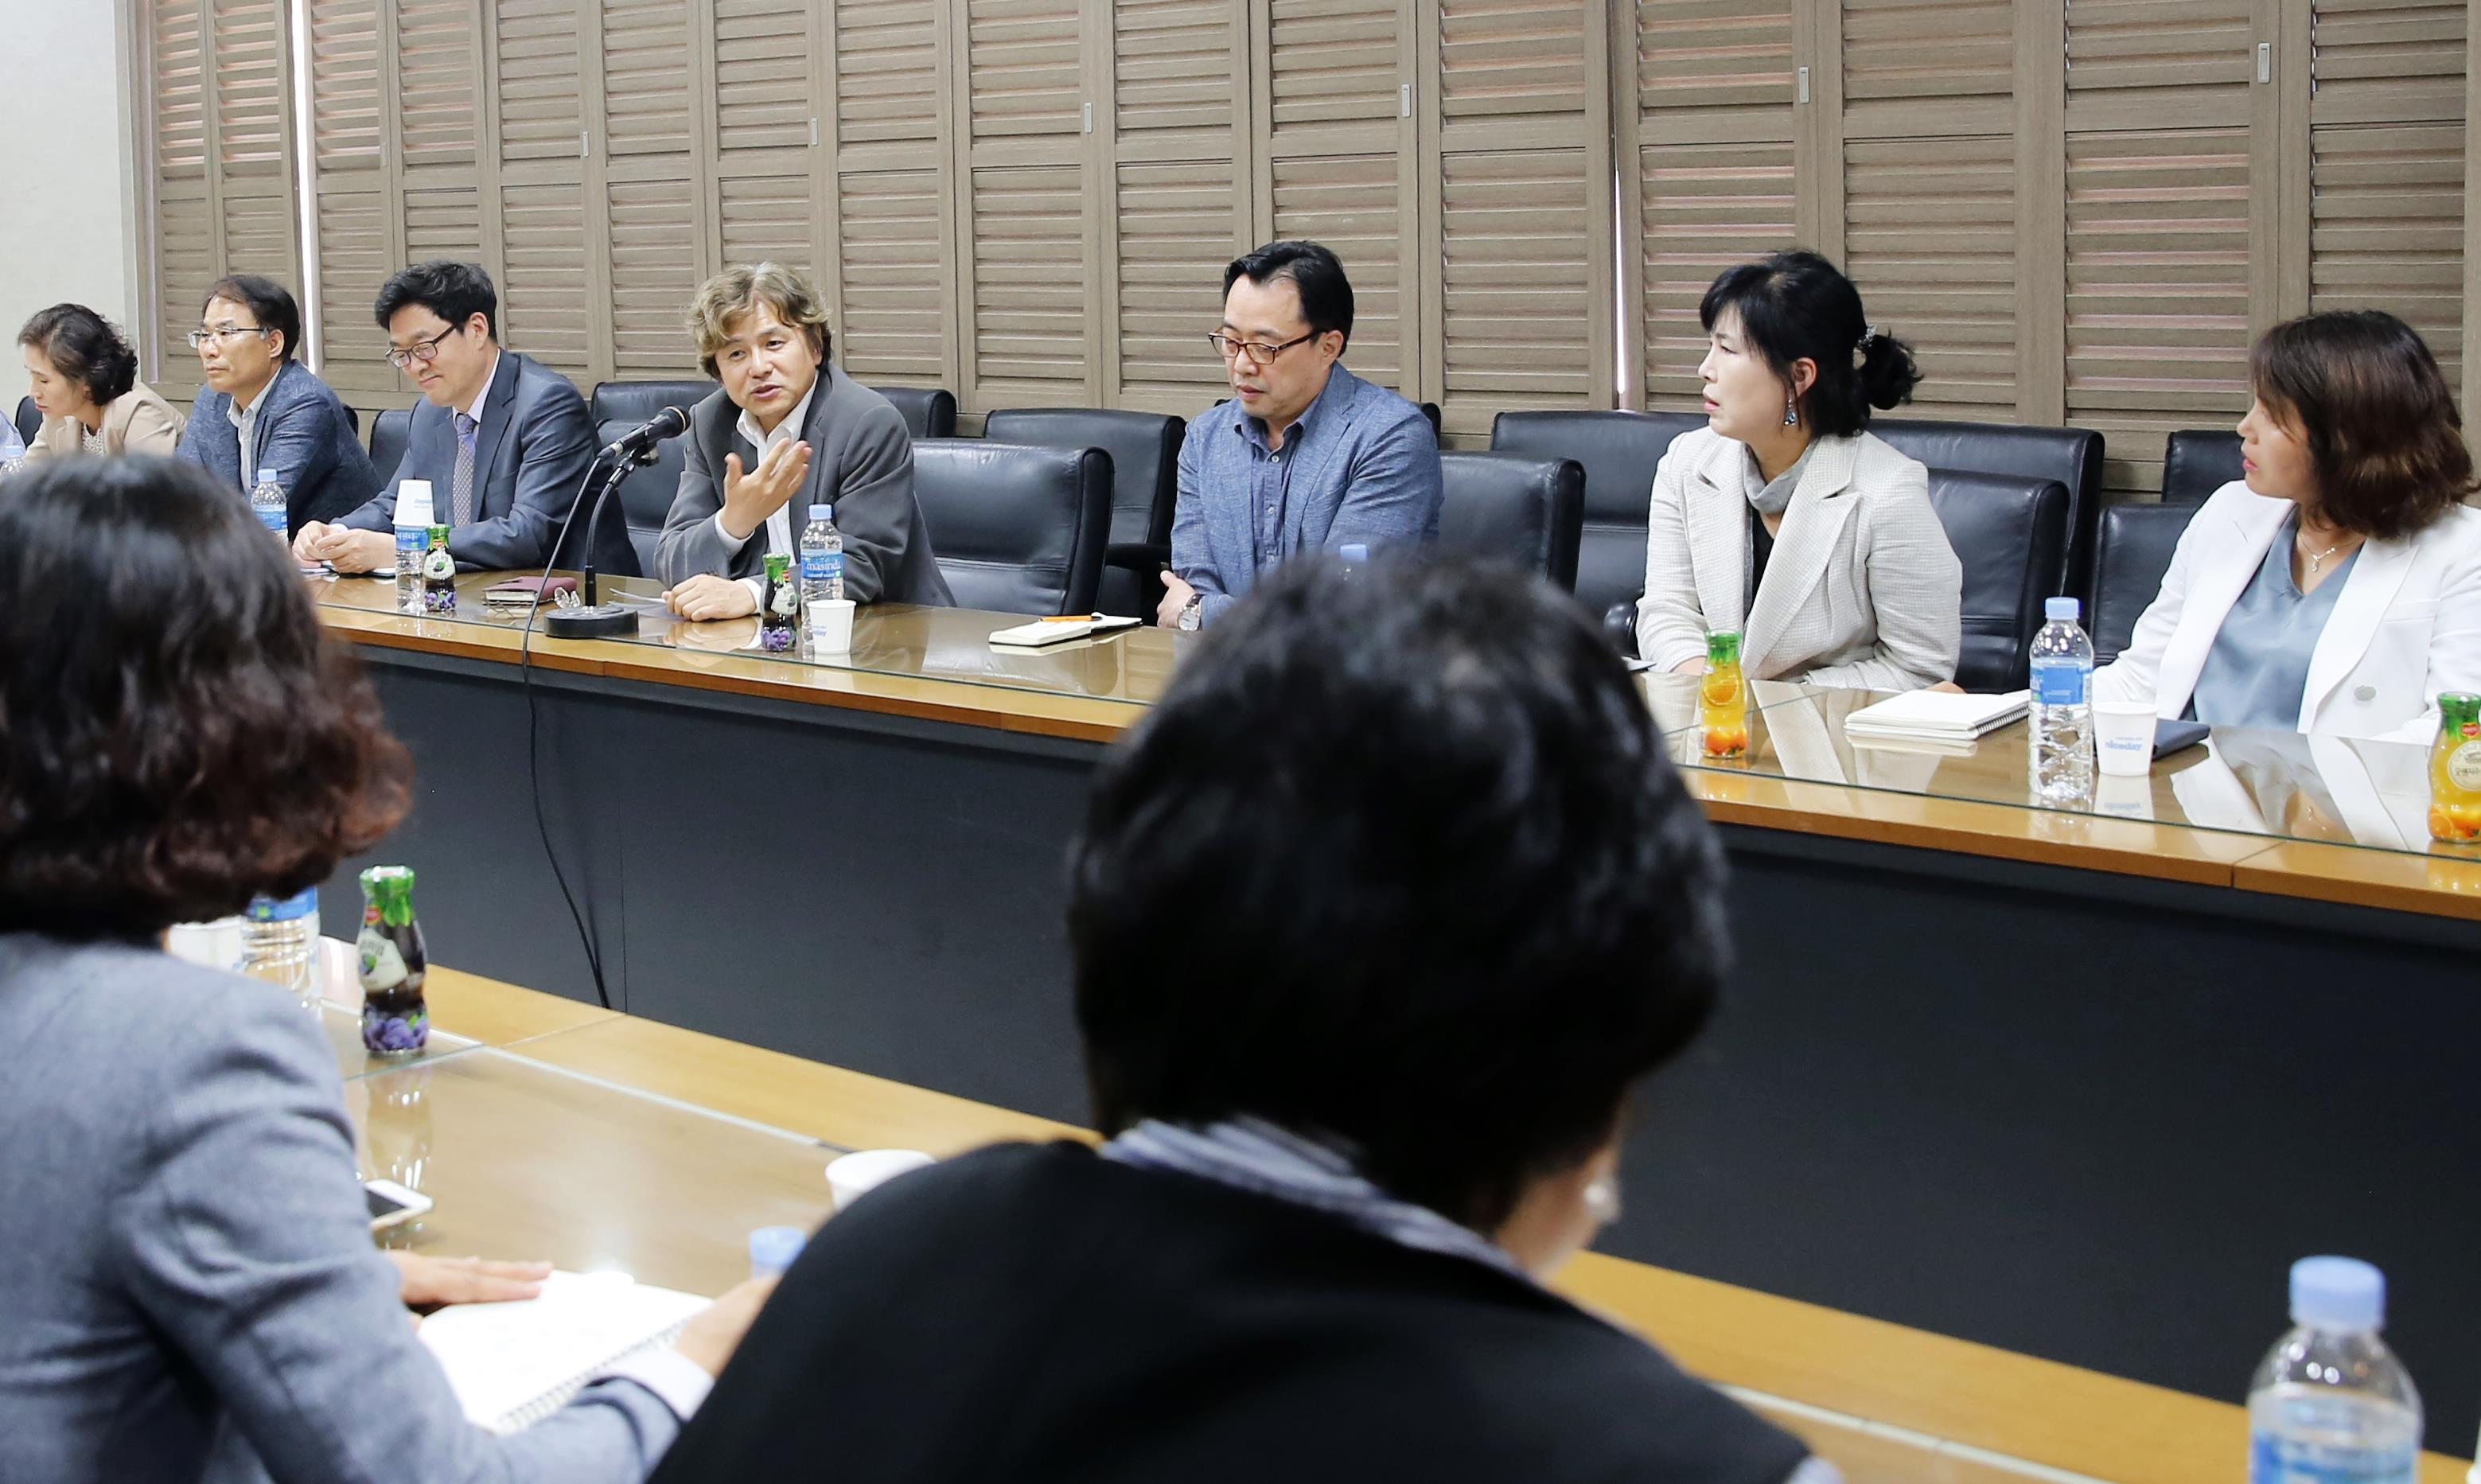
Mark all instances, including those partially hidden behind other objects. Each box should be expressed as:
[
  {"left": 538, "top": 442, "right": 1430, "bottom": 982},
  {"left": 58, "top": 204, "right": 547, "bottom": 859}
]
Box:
[{"left": 600, "top": 405, "right": 688, "bottom": 459}]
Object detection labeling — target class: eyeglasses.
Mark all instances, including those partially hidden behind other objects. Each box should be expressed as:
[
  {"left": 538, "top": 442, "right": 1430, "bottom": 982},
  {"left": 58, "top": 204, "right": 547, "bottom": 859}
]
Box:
[
  {"left": 384, "top": 325, "right": 462, "bottom": 370},
  {"left": 1208, "top": 331, "right": 1317, "bottom": 368},
  {"left": 186, "top": 325, "right": 269, "bottom": 349}
]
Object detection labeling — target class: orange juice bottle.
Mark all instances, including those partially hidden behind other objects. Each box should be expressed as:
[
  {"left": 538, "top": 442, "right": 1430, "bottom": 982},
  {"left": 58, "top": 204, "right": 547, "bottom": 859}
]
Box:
[
  {"left": 2428, "top": 691, "right": 2481, "bottom": 843},
  {"left": 1699, "top": 631, "right": 1747, "bottom": 758}
]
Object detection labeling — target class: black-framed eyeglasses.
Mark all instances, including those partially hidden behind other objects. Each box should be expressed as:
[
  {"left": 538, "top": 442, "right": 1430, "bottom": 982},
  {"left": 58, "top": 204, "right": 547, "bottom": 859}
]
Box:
[
  {"left": 1208, "top": 331, "right": 1317, "bottom": 368},
  {"left": 186, "top": 325, "right": 270, "bottom": 349},
  {"left": 385, "top": 325, "right": 462, "bottom": 370}
]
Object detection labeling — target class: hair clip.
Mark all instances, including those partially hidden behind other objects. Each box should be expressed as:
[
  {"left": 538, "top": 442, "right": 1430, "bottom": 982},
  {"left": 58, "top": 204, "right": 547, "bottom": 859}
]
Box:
[{"left": 1856, "top": 325, "right": 1880, "bottom": 353}]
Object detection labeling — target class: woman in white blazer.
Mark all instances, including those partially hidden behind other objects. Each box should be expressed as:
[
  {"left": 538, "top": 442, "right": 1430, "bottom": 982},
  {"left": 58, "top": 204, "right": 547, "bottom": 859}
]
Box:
[
  {"left": 1637, "top": 251, "right": 1961, "bottom": 690},
  {"left": 2093, "top": 311, "right": 2481, "bottom": 745}
]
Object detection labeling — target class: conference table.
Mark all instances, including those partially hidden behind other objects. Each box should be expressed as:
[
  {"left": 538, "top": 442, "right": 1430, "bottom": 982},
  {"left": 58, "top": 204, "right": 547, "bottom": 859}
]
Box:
[{"left": 309, "top": 569, "right": 2481, "bottom": 1459}]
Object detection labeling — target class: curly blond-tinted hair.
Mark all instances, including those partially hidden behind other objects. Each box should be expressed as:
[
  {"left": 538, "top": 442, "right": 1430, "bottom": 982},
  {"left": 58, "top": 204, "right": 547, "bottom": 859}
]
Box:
[{"left": 686, "top": 262, "right": 832, "bottom": 379}]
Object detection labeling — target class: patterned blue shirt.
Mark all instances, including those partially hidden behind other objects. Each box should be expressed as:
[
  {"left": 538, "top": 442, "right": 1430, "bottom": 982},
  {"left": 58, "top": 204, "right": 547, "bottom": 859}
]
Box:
[{"left": 1170, "top": 362, "right": 1442, "bottom": 626}]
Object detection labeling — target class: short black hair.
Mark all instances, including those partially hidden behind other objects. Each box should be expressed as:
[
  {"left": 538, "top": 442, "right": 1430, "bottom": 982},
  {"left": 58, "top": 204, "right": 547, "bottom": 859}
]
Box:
[
  {"left": 1069, "top": 556, "right": 1727, "bottom": 1233},
  {"left": 0, "top": 458, "right": 409, "bottom": 941},
  {"left": 16, "top": 303, "right": 138, "bottom": 407},
  {"left": 1700, "top": 248, "right": 1921, "bottom": 438},
  {"left": 203, "top": 273, "right": 302, "bottom": 362},
  {"left": 1224, "top": 240, "right": 1354, "bottom": 352},
  {"left": 374, "top": 259, "right": 498, "bottom": 341}
]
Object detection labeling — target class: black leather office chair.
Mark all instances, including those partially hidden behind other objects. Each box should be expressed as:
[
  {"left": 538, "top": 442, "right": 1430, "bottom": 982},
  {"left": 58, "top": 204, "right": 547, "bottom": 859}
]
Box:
[
  {"left": 2086, "top": 501, "right": 2199, "bottom": 667},
  {"left": 1923, "top": 470, "right": 2070, "bottom": 693},
  {"left": 1871, "top": 418, "right": 2103, "bottom": 601},
  {"left": 341, "top": 403, "right": 360, "bottom": 437},
  {"left": 2160, "top": 430, "right": 2242, "bottom": 507},
  {"left": 594, "top": 418, "right": 683, "bottom": 578},
  {"left": 1435, "top": 450, "right": 1585, "bottom": 592},
  {"left": 1418, "top": 401, "right": 1443, "bottom": 438},
  {"left": 909, "top": 439, "right": 1111, "bottom": 615},
  {"left": 1489, "top": 409, "right": 1706, "bottom": 653},
  {"left": 14, "top": 396, "right": 41, "bottom": 446},
  {"left": 983, "top": 407, "right": 1182, "bottom": 617},
  {"left": 590, "top": 380, "right": 709, "bottom": 428},
  {"left": 369, "top": 407, "right": 412, "bottom": 482},
  {"left": 870, "top": 385, "right": 957, "bottom": 439}
]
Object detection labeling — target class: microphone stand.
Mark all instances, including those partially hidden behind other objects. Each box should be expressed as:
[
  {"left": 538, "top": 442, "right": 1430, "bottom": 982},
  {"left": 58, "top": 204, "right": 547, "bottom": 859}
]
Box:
[{"left": 543, "top": 441, "right": 654, "bottom": 639}]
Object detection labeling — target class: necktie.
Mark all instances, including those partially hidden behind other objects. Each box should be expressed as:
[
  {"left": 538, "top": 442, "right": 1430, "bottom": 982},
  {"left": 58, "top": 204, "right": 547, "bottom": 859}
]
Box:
[{"left": 451, "top": 411, "right": 478, "bottom": 526}]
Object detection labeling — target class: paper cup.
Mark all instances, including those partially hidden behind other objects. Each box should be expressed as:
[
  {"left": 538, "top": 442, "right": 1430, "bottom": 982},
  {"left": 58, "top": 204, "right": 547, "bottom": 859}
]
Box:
[
  {"left": 827, "top": 1148, "right": 934, "bottom": 1211},
  {"left": 2093, "top": 699, "right": 2158, "bottom": 777},
  {"left": 165, "top": 916, "right": 244, "bottom": 972},
  {"left": 805, "top": 598, "right": 855, "bottom": 655}
]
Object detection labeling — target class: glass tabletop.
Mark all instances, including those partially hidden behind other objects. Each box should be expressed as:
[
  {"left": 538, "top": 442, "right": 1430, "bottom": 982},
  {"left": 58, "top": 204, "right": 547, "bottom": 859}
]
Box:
[
  {"left": 1646, "top": 672, "right": 2475, "bottom": 861},
  {"left": 310, "top": 570, "right": 1182, "bottom": 711}
]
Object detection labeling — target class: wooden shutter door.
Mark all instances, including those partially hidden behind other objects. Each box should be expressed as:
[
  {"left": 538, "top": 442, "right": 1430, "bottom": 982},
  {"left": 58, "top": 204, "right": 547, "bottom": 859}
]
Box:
[
  {"left": 827, "top": 0, "right": 958, "bottom": 391},
  {"left": 710, "top": 0, "right": 824, "bottom": 277},
  {"left": 494, "top": 0, "right": 595, "bottom": 384},
  {"left": 600, "top": 0, "right": 707, "bottom": 379},
  {"left": 1624, "top": 0, "right": 1802, "bottom": 412},
  {"left": 305, "top": 0, "right": 393, "bottom": 399},
  {"left": 149, "top": 0, "right": 214, "bottom": 388}
]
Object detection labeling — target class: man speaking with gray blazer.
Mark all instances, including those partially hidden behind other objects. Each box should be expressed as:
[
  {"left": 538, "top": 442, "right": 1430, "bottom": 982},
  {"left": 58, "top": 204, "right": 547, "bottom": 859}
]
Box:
[{"left": 655, "top": 263, "right": 951, "bottom": 618}]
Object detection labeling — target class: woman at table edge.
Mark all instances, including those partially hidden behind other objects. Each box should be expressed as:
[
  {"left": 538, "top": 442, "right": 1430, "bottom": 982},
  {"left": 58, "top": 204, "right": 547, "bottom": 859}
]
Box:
[
  {"left": 17, "top": 302, "right": 179, "bottom": 462},
  {"left": 0, "top": 456, "right": 766, "bottom": 1484},
  {"left": 2093, "top": 310, "right": 2481, "bottom": 746}
]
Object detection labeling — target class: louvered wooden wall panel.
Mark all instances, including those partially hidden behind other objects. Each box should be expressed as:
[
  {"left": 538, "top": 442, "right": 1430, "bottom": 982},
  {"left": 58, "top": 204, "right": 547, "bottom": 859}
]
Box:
[
  {"left": 609, "top": 177, "right": 703, "bottom": 371},
  {"left": 210, "top": 0, "right": 290, "bottom": 175},
  {"left": 972, "top": 166, "right": 1089, "bottom": 398},
  {"left": 404, "top": 186, "right": 484, "bottom": 260},
  {"left": 1116, "top": 163, "right": 1233, "bottom": 403},
  {"left": 1115, "top": 0, "right": 1233, "bottom": 141},
  {"left": 1441, "top": 0, "right": 1588, "bottom": 119},
  {"left": 1844, "top": 135, "right": 2017, "bottom": 418},
  {"left": 223, "top": 192, "right": 296, "bottom": 271},
  {"left": 1269, "top": 0, "right": 1401, "bottom": 131},
  {"left": 720, "top": 175, "right": 816, "bottom": 271},
  {"left": 2062, "top": 0, "right": 2251, "bottom": 132},
  {"left": 317, "top": 190, "right": 392, "bottom": 387},
  {"left": 604, "top": 0, "right": 697, "bottom": 157},
  {"left": 397, "top": 0, "right": 479, "bottom": 168},
  {"left": 307, "top": 0, "right": 380, "bottom": 170},
  {"left": 156, "top": 194, "right": 217, "bottom": 388},
  {"left": 2308, "top": 0, "right": 2465, "bottom": 127},
  {"left": 154, "top": 0, "right": 208, "bottom": 178},
  {"left": 1642, "top": 142, "right": 1797, "bottom": 406},
  {"left": 715, "top": 0, "right": 813, "bottom": 153},
  {"left": 968, "top": 0, "right": 1085, "bottom": 139},
  {"left": 499, "top": 0, "right": 587, "bottom": 162},
  {"left": 835, "top": 0, "right": 942, "bottom": 145},
  {"left": 1273, "top": 154, "right": 1404, "bottom": 389},
  {"left": 1840, "top": 0, "right": 2014, "bottom": 138},
  {"left": 501, "top": 180, "right": 594, "bottom": 380},
  {"left": 1634, "top": 0, "right": 1794, "bottom": 146},
  {"left": 836, "top": 169, "right": 948, "bottom": 383},
  {"left": 2309, "top": 123, "right": 2467, "bottom": 385},
  {"left": 1440, "top": 149, "right": 1595, "bottom": 416},
  {"left": 2062, "top": 130, "right": 2253, "bottom": 492}
]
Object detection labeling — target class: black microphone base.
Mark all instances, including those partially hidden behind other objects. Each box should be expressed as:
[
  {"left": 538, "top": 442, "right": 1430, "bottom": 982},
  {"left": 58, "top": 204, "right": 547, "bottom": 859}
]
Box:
[{"left": 543, "top": 604, "right": 637, "bottom": 639}]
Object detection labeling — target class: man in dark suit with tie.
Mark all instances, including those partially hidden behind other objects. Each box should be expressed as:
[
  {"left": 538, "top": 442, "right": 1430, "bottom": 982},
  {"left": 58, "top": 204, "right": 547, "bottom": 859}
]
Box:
[{"left": 294, "top": 261, "right": 613, "bottom": 574}]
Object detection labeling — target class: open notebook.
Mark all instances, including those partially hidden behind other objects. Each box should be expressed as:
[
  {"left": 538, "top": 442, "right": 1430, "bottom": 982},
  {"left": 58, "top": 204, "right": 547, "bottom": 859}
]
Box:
[{"left": 417, "top": 1270, "right": 710, "bottom": 1434}]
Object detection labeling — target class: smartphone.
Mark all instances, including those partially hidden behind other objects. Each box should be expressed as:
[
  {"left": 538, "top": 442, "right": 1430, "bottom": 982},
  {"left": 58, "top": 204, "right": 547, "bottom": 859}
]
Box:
[{"left": 364, "top": 1178, "right": 433, "bottom": 1231}]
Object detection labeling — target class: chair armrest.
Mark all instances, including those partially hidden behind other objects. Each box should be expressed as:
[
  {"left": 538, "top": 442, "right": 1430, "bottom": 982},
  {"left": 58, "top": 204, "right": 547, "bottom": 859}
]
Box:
[{"left": 1603, "top": 594, "right": 1641, "bottom": 659}]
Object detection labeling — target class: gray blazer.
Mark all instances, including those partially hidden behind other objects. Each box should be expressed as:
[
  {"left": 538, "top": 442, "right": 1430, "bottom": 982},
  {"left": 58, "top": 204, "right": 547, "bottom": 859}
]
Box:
[
  {"left": 0, "top": 932, "right": 683, "bottom": 1483},
  {"left": 1637, "top": 427, "right": 1961, "bottom": 691},
  {"left": 654, "top": 369, "right": 953, "bottom": 606},
  {"left": 175, "top": 359, "right": 381, "bottom": 533},
  {"left": 338, "top": 349, "right": 617, "bottom": 573}
]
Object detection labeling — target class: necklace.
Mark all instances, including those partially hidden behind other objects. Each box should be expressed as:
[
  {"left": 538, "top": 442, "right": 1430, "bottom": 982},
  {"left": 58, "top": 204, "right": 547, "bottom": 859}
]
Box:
[{"left": 2296, "top": 528, "right": 2349, "bottom": 574}]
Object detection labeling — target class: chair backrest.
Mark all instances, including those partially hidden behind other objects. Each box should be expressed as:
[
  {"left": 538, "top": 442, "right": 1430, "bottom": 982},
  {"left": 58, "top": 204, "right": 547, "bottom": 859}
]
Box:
[
  {"left": 589, "top": 379, "right": 708, "bottom": 428},
  {"left": 369, "top": 407, "right": 413, "bottom": 481},
  {"left": 2085, "top": 500, "right": 2199, "bottom": 667},
  {"left": 14, "top": 396, "right": 41, "bottom": 446},
  {"left": 339, "top": 402, "right": 360, "bottom": 436},
  {"left": 982, "top": 407, "right": 1182, "bottom": 548},
  {"left": 1923, "top": 469, "right": 2071, "bottom": 692},
  {"left": 596, "top": 418, "right": 686, "bottom": 578},
  {"left": 909, "top": 438, "right": 1112, "bottom": 615},
  {"left": 1489, "top": 409, "right": 1706, "bottom": 624},
  {"left": 2160, "top": 430, "right": 2242, "bottom": 507},
  {"left": 1417, "top": 401, "right": 1442, "bottom": 438},
  {"left": 1869, "top": 418, "right": 2102, "bottom": 602},
  {"left": 870, "top": 385, "right": 958, "bottom": 439},
  {"left": 1435, "top": 450, "right": 1585, "bottom": 592}
]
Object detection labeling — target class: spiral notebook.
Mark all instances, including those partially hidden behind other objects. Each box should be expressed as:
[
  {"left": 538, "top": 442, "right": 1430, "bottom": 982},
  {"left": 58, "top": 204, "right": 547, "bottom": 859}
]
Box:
[{"left": 417, "top": 1271, "right": 710, "bottom": 1434}]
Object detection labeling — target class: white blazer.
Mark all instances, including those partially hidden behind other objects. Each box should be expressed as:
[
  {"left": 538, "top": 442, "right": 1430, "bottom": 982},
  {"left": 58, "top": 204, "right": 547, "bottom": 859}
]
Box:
[
  {"left": 2092, "top": 481, "right": 2481, "bottom": 743},
  {"left": 1636, "top": 427, "right": 1962, "bottom": 690}
]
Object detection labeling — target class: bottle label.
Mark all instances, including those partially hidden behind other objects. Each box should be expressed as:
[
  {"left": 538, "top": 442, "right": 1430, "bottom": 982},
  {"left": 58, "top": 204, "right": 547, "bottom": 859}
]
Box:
[
  {"left": 2443, "top": 739, "right": 2481, "bottom": 790},
  {"left": 247, "top": 887, "right": 318, "bottom": 921},
  {"left": 2249, "top": 1429, "right": 2416, "bottom": 1484},
  {"left": 800, "top": 550, "right": 843, "bottom": 586},
  {"left": 2030, "top": 660, "right": 2090, "bottom": 707}
]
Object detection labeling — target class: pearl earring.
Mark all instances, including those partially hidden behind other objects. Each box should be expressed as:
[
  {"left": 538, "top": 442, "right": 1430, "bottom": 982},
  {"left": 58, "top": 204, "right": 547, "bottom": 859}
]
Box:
[
  {"left": 1782, "top": 394, "right": 1799, "bottom": 427},
  {"left": 1583, "top": 1177, "right": 1622, "bottom": 1225}
]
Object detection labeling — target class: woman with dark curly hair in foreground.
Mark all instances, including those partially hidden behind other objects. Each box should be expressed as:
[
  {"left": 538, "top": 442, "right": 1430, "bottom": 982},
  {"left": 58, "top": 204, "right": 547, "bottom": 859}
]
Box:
[{"left": 0, "top": 457, "right": 765, "bottom": 1483}]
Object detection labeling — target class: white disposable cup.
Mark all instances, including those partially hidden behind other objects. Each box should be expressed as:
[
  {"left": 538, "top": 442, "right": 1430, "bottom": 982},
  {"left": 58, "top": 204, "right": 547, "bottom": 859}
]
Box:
[
  {"left": 2093, "top": 699, "right": 2158, "bottom": 777},
  {"left": 165, "top": 917, "right": 244, "bottom": 972},
  {"left": 806, "top": 598, "right": 855, "bottom": 655},
  {"left": 827, "top": 1148, "right": 933, "bottom": 1211}
]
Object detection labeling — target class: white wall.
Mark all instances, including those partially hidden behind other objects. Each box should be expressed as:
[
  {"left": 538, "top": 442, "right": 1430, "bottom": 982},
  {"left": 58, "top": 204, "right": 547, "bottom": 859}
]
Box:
[{"left": 0, "top": 0, "right": 141, "bottom": 409}]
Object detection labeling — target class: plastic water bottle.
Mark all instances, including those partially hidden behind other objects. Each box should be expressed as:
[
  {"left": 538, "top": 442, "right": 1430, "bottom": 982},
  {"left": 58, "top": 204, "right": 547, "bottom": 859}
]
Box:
[
  {"left": 2248, "top": 1256, "right": 2421, "bottom": 1484},
  {"left": 394, "top": 480, "right": 434, "bottom": 616},
  {"left": 800, "top": 503, "right": 844, "bottom": 605},
  {"left": 749, "top": 1225, "right": 806, "bottom": 1280},
  {"left": 0, "top": 415, "right": 23, "bottom": 478},
  {"left": 2028, "top": 595, "right": 2094, "bottom": 802},
  {"left": 238, "top": 887, "right": 323, "bottom": 1011},
  {"left": 250, "top": 466, "right": 287, "bottom": 536},
  {"left": 1338, "top": 542, "right": 1369, "bottom": 578}
]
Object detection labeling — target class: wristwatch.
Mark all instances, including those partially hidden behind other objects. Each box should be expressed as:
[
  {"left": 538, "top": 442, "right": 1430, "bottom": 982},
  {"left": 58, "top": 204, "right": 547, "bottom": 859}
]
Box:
[{"left": 1176, "top": 593, "right": 1202, "bottom": 632}]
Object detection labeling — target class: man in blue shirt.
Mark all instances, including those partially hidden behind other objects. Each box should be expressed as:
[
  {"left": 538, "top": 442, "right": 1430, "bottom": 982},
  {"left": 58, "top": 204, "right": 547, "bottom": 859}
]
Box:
[{"left": 1159, "top": 241, "right": 1442, "bottom": 630}]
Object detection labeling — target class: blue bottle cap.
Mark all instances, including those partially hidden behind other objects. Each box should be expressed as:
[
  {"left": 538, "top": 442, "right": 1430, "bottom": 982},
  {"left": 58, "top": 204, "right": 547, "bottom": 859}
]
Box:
[
  {"left": 809, "top": 504, "right": 832, "bottom": 521},
  {"left": 2043, "top": 596, "right": 2080, "bottom": 622},
  {"left": 749, "top": 1225, "right": 807, "bottom": 1277},
  {"left": 2290, "top": 1255, "right": 2385, "bottom": 1330},
  {"left": 1339, "top": 543, "right": 1369, "bottom": 563},
  {"left": 247, "top": 887, "right": 318, "bottom": 921}
]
